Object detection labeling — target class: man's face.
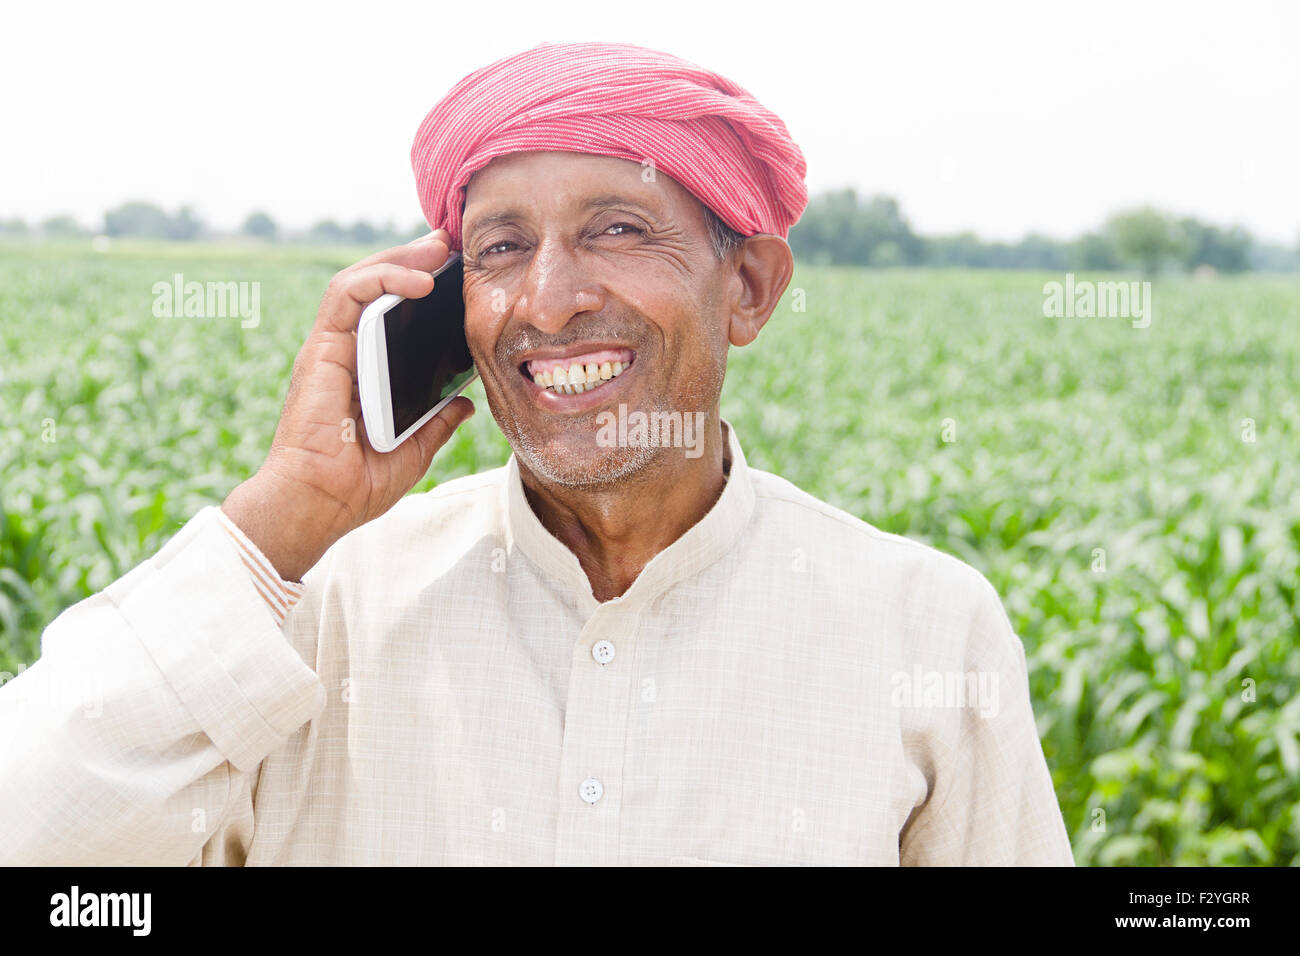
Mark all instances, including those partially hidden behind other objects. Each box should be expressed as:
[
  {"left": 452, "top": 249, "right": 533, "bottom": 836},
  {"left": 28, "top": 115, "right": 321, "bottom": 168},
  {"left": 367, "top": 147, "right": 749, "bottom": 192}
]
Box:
[{"left": 460, "top": 151, "right": 735, "bottom": 487}]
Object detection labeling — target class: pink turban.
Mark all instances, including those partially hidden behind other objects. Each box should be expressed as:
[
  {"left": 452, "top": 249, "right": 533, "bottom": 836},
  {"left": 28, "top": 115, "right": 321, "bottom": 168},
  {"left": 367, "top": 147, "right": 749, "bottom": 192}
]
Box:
[{"left": 411, "top": 42, "right": 808, "bottom": 250}]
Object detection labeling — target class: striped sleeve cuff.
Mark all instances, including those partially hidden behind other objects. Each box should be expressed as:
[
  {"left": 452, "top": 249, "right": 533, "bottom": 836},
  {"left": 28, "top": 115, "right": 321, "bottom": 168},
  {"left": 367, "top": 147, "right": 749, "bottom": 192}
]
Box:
[{"left": 216, "top": 508, "right": 307, "bottom": 627}]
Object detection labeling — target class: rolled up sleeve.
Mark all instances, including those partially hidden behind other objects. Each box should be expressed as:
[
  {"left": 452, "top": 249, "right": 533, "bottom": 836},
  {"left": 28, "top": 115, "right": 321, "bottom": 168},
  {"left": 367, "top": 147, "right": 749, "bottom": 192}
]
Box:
[{"left": 0, "top": 506, "right": 325, "bottom": 865}]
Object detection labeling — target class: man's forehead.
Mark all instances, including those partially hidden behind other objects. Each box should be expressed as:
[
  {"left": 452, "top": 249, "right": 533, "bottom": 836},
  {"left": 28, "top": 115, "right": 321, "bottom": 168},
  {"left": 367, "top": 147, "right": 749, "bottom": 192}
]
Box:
[{"left": 463, "top": 151, "right": 689, "bottom": 228}]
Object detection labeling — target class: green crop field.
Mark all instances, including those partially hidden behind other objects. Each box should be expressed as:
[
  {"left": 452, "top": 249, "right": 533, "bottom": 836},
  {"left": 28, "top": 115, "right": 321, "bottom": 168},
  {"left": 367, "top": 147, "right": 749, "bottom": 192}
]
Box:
[{"left": 2, "top": 239, "right": 1298, "bottom": 865}]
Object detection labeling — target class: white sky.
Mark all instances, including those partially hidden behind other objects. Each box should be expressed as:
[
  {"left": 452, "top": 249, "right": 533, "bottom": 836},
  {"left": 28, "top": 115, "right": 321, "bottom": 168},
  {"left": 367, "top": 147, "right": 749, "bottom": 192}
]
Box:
[{"left": 2, "top": 0, "right": 1296, "bottom": 242}]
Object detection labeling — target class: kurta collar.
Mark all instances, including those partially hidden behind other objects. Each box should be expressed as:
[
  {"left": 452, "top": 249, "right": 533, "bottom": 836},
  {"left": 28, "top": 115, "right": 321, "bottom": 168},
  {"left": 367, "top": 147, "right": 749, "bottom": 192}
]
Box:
[{"left": 502, "top": 418, "right": 755, "bottom": 616}]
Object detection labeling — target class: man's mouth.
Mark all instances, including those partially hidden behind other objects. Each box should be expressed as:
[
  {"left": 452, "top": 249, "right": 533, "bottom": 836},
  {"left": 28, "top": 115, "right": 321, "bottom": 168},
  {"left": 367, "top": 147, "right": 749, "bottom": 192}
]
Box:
[{"left": 520, "top": 348, "right": 636, "bottom": 394}]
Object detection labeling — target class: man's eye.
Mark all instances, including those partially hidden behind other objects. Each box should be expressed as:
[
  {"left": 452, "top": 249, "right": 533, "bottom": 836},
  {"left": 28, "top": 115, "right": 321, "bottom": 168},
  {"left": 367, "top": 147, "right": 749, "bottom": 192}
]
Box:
[
  {"left": 483, "top": 240, "right": 518, "bottom": 256},
  {"left": 603, "top": 222, "right": 642, "bottom": 237}
]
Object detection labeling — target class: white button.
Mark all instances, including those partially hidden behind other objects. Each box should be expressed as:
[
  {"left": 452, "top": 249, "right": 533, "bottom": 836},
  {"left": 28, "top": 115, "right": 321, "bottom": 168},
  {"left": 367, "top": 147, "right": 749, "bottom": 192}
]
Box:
[
  {"left": 591, "top": 640, "right": 616, "bottom": 665},
  {"left": 579, "top": 778, "right": 604, "bottom": 804}
]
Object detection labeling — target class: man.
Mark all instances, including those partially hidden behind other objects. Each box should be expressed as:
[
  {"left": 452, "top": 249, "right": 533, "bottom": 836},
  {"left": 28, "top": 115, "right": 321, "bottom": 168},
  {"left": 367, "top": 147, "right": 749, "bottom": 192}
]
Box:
[{"left": 0, "top": 42, "right": 1073, "bottom": 865}]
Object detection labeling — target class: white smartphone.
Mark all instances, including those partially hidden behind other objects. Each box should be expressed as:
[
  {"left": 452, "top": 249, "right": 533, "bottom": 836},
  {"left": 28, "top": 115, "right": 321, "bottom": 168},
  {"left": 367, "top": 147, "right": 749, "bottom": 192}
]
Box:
[{"left": 356, "top": 252, "right": 477, "bottom": 452}]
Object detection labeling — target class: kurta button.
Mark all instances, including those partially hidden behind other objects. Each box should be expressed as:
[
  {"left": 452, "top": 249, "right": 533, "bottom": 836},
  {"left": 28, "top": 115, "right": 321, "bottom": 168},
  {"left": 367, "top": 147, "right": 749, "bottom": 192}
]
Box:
[
  {"left": 591, "top": 640, "right": 616, "bottom": 665},
  {"left": 579, "top": 778, "right": 604, "bottom": 804}
]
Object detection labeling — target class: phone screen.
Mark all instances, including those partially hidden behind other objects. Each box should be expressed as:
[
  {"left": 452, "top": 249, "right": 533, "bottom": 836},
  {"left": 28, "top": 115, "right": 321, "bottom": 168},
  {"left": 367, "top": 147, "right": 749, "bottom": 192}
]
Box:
[{"left": 382, "top": 256, "right": 474, "bottom": 437}]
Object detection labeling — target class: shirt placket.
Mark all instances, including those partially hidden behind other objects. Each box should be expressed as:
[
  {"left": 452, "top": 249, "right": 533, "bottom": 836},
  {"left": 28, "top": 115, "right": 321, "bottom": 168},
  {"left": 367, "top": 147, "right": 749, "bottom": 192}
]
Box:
[{"left": 553, "top": 604, "right": 639, "bottom": 865}]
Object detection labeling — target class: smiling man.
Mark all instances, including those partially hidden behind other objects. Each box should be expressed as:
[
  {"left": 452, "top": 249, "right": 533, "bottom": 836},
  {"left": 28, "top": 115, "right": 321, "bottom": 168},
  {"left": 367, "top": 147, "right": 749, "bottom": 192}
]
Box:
[
  {"left": 0, "top": 42, "right": 1073, "bottom": 866},
  {"left": 459, "top": 148, "right": 791, "bottom": 601}
]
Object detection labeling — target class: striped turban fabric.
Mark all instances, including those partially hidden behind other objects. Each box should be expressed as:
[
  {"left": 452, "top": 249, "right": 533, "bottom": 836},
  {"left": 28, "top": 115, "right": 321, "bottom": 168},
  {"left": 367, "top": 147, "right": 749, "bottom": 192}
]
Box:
[{"left": 410, "top": 42, "right": 808, "bottom": 250}]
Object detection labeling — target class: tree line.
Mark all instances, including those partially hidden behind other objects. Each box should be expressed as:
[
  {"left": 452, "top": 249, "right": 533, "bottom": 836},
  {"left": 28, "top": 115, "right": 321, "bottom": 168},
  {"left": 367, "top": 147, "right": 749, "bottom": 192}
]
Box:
[
  {"left": 3, "top": 195, "right": 1296, "bottom": 273},
  {"left": 0, "top": 202, "right": 428, "bottom": 248},
  {"left": 788, "top": 190, "right": 1297, "bottom": 274}
]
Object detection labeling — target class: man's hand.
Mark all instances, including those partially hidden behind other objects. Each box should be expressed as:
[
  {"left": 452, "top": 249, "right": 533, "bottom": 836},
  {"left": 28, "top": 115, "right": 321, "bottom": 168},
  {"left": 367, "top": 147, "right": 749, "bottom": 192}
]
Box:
[{"left": 221, "top": 230, "right": 475, "bottom": 581}]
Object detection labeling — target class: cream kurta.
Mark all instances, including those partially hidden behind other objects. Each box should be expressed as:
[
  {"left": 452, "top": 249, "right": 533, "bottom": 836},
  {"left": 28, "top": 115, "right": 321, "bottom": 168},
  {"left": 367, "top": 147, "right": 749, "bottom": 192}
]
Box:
[{"left": 0, "top": 422, "right": 1074, "bottom": 865}]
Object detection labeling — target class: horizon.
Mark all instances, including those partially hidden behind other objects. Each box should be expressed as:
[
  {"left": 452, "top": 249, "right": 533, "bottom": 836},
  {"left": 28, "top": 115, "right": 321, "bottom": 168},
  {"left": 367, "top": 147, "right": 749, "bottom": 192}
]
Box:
[{"left": 6, "top": 192, "right": 1293, "bottom": 253}]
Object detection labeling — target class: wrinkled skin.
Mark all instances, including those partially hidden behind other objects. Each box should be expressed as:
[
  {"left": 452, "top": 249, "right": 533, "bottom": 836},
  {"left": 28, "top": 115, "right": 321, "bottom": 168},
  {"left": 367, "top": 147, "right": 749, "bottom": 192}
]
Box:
[{"left": 459, "top": 151, "right": 793, "bottom": 599}]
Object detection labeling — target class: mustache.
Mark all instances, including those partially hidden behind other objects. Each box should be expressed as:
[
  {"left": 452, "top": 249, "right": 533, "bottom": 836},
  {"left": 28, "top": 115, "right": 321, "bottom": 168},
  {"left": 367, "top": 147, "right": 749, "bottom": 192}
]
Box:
[{"left": 495, "top": 316, "right": 648, "bottom": 363}]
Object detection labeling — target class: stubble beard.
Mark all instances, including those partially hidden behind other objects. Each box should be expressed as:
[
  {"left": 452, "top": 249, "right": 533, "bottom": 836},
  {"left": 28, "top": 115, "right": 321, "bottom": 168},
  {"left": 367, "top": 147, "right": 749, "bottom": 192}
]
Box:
[{"left": 500, "top": 352, "right": 726, "bottom": 490}]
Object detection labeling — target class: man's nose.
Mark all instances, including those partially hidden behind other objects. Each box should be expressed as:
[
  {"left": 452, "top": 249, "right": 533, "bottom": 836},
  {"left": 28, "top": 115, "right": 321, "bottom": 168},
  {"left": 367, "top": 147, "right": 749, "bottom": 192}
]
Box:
[{"left": 513, "top": 239, "right": 606, "bottom": 334}]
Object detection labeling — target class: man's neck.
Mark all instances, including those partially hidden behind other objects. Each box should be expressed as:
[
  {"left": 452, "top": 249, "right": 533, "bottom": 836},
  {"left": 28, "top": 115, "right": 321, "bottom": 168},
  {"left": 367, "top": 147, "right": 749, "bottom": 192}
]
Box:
[{"left": 518, "top": 417, "right": 729, "bottom": 602}]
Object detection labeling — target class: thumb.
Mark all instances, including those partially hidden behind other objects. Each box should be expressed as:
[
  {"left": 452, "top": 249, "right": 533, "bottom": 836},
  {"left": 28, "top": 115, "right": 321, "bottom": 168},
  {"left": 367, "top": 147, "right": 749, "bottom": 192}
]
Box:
[{"left": 408, "top": 395, "right": 476, "bottom": 471}]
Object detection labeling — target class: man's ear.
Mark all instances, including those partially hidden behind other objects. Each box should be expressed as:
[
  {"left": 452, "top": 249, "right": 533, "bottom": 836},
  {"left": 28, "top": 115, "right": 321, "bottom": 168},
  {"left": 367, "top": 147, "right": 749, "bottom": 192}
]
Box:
[{"left": 727, "top": 234, "right": 795, "bottom": 347}]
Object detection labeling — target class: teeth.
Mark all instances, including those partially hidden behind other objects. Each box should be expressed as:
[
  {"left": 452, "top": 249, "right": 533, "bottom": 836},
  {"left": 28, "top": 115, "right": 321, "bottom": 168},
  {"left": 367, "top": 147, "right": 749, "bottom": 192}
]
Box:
[{"left": 535, "top": 356, "right": 631, "bottom": 394}]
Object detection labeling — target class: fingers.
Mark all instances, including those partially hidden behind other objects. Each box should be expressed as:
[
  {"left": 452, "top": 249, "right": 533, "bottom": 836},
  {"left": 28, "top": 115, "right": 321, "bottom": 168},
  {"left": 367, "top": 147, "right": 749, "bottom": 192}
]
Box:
[
  {"left": 315, "top": 262, "right": 440, "bottom": 335},
  {"left": 429, "top": 395, "right": 477, "bottom": 445},
  {"left": 406, "top": 396, "right": 476, "bottom": 469},
  {"left": 341, "top": 228, "right": 453, "bottom": 275},
  {"left": 313, "top": 226, "right": 454, "bottom": 335}
]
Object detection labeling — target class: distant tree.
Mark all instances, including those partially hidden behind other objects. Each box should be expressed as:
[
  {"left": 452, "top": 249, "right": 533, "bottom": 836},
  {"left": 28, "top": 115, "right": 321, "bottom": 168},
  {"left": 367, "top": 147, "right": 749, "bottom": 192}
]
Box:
[
  {"left": 1248, "top": 241, "right": 1300, "bottom": 273},
  {"left": 242, "top": 211, "right": 278, "bottom": 240},
  {"left": 0, "top": 217, "right": 31, "bottom": 236},
  {"left": 983, "top": 242, "right": 1020, "bottom": 269},
  {"left": 869, "top": 240, "right": 903, "bottom": 267},
  {"left": 308, "top": 219, "right": 347, "bottom": 243},
  {"left": 104, "top": 201, "right": 172, "bottom": 238},
  {"left": 368, "top": 221, "right": 406, "bottom": 246},
  {"left": 783, "top": 190, "right": 1282, "bottom": 273},
  {"left": 1105, "top": 207, "right": 1186, "bottom": 275},
  {"left": 40, "top": 215, "right": 86, "bottom": 238},
  {"left": 1012, "top": 233, "right": 1069, "bottom": 270},
  {"left": 924, "top": 232, "right": 992, "bottom": 268},
  {"left": 1178, "top": 217, "right": 1251, "bottom": 273},
  {"left": 102, "top": 202, "right": 202, "bottom": 240},
  {"left": 789, "top": 189, "right": 922, "bottom": 266},
  {"left": 346, "top": 221, "right": 378, "bottom": 244},
  {"left": 1068, "top": 232, "right": 1121, "bottom": 270},
  {"left": 165, "top": 206, "right": 203, "bottom": 240}
]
